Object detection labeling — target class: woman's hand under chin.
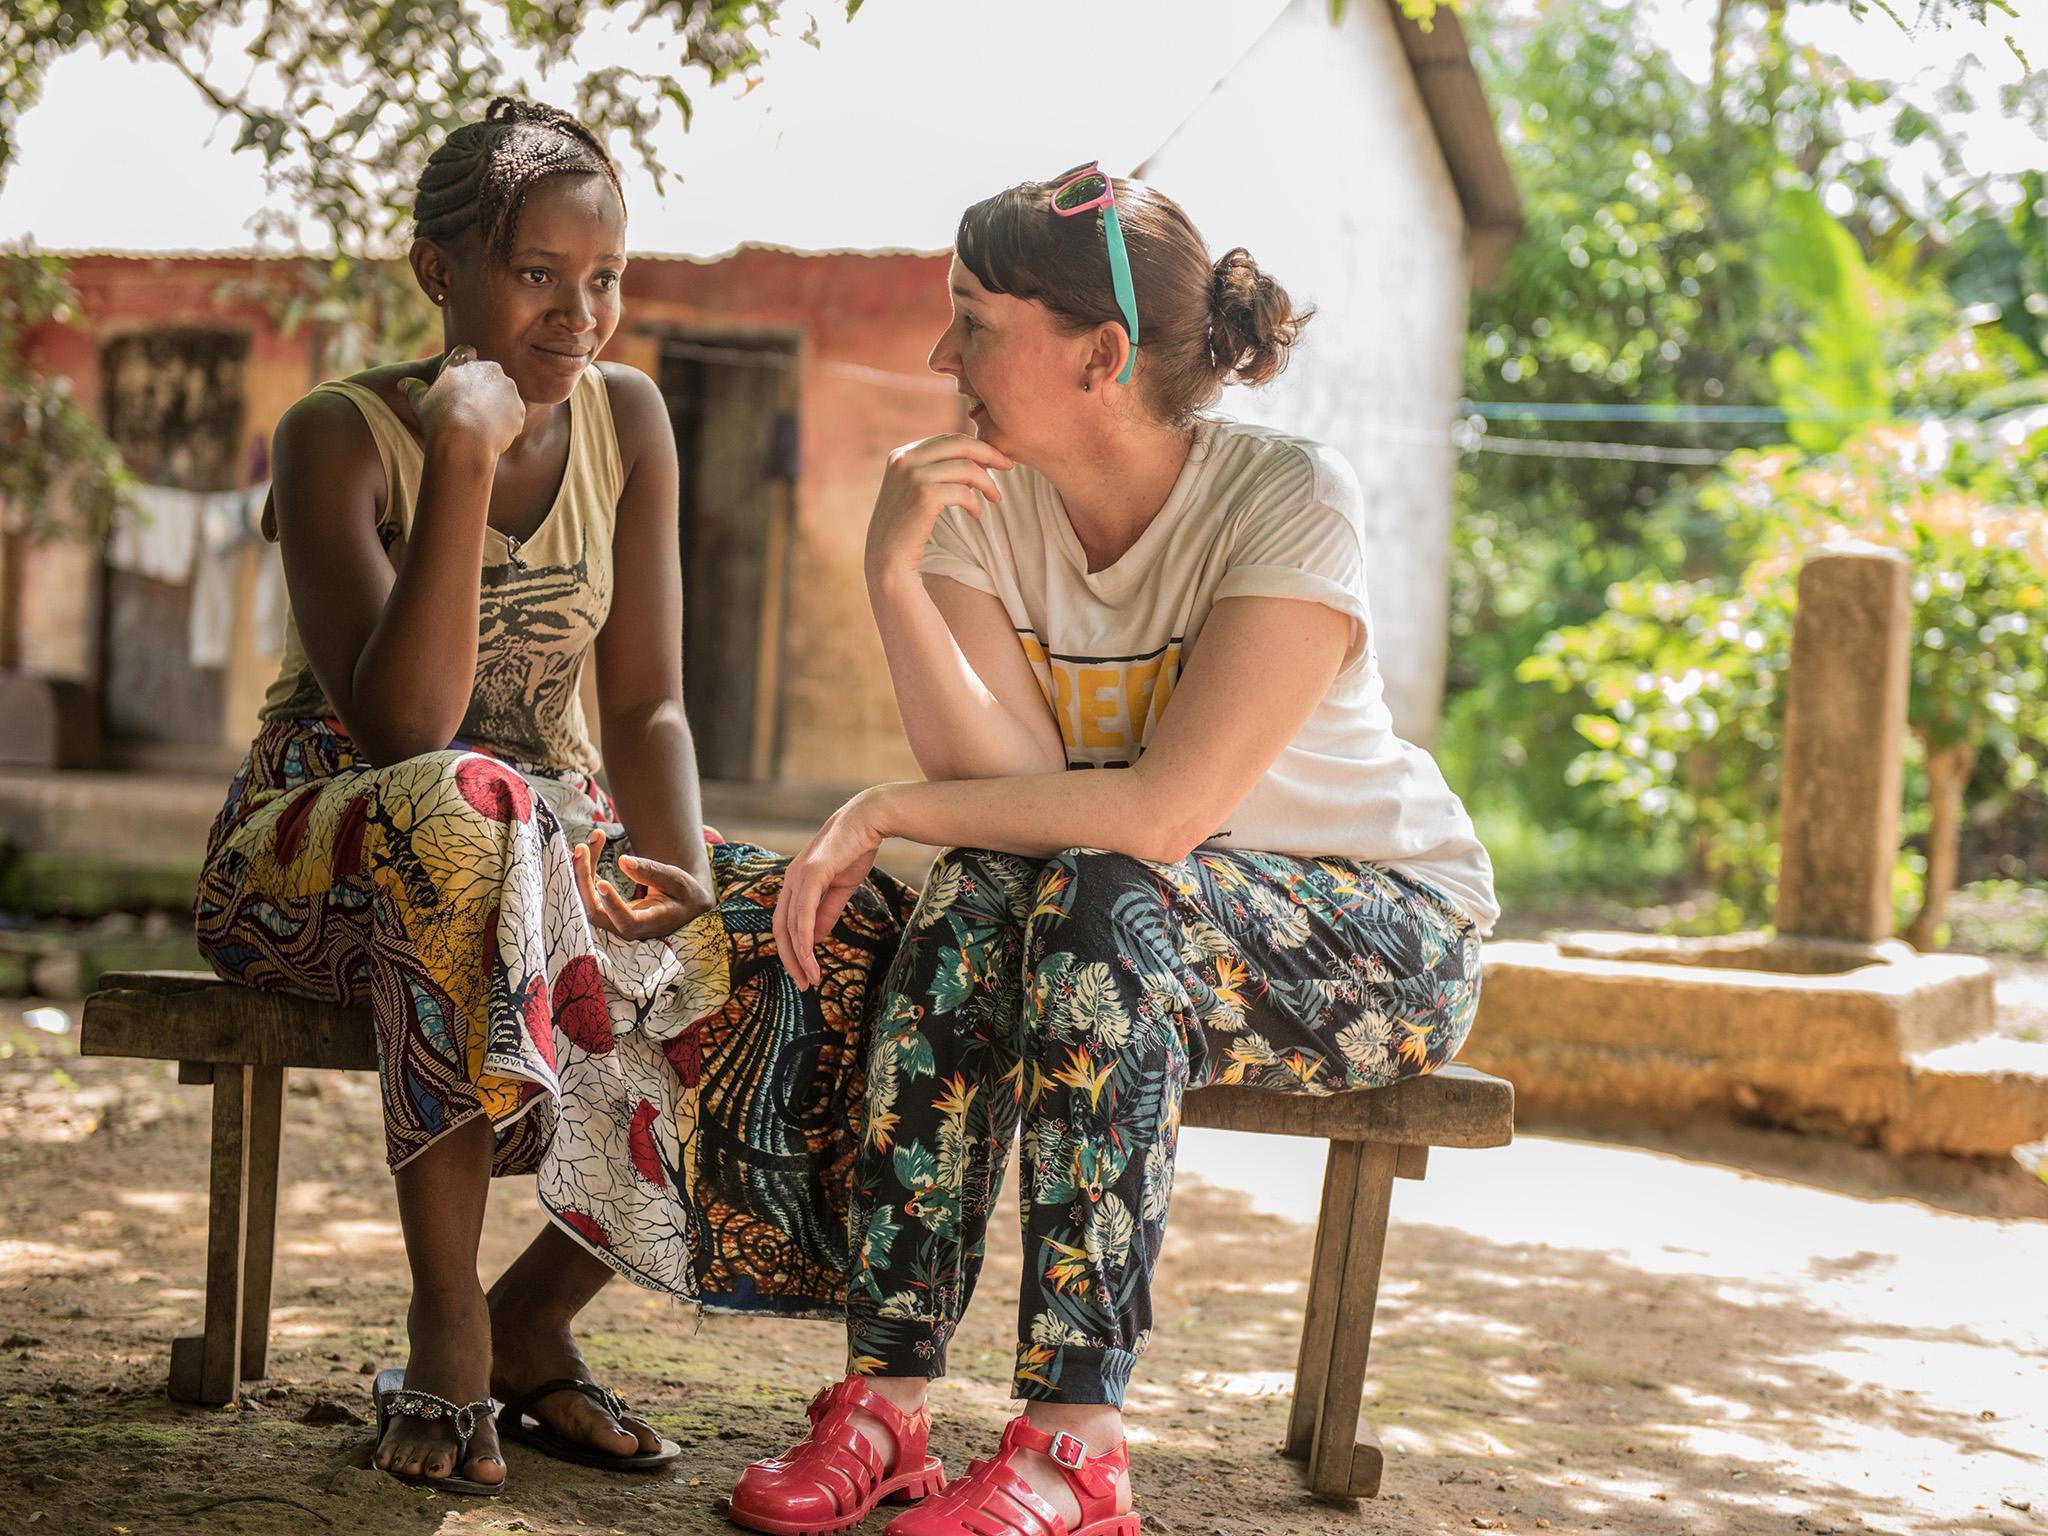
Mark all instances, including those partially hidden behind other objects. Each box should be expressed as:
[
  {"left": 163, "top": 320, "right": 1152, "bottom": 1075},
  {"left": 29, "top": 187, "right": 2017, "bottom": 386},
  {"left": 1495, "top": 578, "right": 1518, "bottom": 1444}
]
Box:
[
  {"left": 398, "top": 344, "right": 527, "bottom": 460},
  {"left": 772, "top": 789, "right": 889, "bottom": 990},
  {"left": 863, "top": 434, "right": 1014, "bottom": 586}
]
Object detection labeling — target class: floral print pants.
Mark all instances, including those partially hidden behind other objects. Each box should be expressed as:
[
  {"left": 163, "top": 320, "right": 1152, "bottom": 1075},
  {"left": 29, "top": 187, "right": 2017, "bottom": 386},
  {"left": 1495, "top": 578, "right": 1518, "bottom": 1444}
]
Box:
[{"left": 844, "top": 844, "right": 1481, "bottom": 1407}]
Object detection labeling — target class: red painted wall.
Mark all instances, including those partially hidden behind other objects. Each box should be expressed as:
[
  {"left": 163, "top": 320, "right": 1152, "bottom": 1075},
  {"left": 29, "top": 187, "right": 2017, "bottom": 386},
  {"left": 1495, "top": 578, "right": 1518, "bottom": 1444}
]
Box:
[{"left": 22, "top": 248, "right": 958, "bottom": 783}]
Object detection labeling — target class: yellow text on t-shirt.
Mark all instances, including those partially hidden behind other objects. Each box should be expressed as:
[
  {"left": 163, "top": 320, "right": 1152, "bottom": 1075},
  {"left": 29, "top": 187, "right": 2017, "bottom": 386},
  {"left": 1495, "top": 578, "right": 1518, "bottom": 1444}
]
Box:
[{"left": 1018, "top": 632, "right": 1183, "bottom": 769}]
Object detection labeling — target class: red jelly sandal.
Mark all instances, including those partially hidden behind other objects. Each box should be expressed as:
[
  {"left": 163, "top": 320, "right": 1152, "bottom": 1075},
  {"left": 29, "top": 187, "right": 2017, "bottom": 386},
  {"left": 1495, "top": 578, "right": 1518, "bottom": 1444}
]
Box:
[
  {"left": 727, "top": 1377, "right": 947, "bottom": 1536},
  {"left": 882, "top": 1416, "right": 1138, "bottom": 1536}
]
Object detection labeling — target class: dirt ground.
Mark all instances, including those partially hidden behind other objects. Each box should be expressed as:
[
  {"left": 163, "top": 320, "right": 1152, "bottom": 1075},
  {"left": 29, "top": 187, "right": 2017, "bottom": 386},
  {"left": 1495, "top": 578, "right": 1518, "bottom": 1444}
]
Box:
[{"left": 1, "top": 997, "right": 2043, "bottom": 1536}]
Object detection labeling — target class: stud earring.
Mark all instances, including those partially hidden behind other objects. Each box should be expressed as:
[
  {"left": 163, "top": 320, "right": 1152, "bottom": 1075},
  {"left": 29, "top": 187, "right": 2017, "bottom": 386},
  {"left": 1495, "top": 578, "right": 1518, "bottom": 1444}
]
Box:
[
  {"left": 1082, "top": 379, "right": 1092, "bottom": 392},
  {"left": 433, "top": 293, "right": 445, "bottom": 305}
]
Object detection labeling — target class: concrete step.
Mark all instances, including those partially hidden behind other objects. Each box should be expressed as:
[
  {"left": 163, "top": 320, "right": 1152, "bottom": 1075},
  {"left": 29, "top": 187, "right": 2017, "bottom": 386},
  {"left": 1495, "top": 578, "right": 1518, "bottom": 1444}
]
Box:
[
  {"left": 1476, "top": 937, "right": 1995, "bottom": 1066},
  {"left": 1890, "top": 1035, "right": 2048, "bottom": 1157},
  {"left": 1463, "top": 934, "right": 2032, "bottom": 1159},
  {"left": 0, "top": 769, "right": 221, "bottom": 865}
]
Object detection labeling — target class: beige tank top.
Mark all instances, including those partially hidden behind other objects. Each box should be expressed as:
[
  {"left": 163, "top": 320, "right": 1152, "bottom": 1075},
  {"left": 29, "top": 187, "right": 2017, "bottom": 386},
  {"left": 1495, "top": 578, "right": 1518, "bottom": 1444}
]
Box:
[{"left": 259, "top": 364, "right": 623, "bottom": 774}]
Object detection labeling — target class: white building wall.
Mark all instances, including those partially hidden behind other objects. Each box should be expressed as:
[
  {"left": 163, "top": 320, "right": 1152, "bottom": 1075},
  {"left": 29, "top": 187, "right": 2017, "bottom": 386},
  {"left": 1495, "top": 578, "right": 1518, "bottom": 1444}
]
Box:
[{"left": 1140, "top": 0, "right": 1470, "bottom": 743}]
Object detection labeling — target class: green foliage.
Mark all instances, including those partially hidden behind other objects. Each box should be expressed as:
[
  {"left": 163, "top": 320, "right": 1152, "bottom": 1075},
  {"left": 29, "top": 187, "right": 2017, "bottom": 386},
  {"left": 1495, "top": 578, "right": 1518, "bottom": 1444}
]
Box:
[
  {"left": 1521, "top": 419, "right": 2048, "bottom": 921},
  {"left": 1945, "top": 170, "right": 2048, "bottom": 366},
  {"left": 1, "top": 4, "right": 803, "bottom": 257},
  {"left": 1515, "top": 564, "right": 1792, "bottom": 915},
  {"left": 0, "top": 0, "right": 838, "bottom": 543},
  {"left": 1471, "top": 797, "right": 1689, "bottom": 915},
  {"left": 0, "top": 251, "right": 131, "bottom": 539},
  {"left": 1446, "top": 0, "right": 2048, "bottom": 905},
  {"left": 1446, "top": 0, "right": 1806, "bottom": 827},
  {"left": 1761, "top": 186, "right": 1891, "bottom": 453},
  {"left": 1947, "top": 878, "right": 2048, "bottom": 958}
]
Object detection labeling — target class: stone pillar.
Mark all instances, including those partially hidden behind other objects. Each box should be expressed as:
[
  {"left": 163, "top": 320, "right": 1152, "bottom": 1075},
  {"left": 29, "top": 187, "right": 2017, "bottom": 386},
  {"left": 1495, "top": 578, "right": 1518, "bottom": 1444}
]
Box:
[{"left": 1774, "top": 543, "right": 1912, "bottom": 942}]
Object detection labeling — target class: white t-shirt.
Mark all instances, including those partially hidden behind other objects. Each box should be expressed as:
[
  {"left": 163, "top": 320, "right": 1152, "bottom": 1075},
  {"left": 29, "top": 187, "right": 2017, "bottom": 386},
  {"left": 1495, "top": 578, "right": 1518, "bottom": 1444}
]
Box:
[{"left": 919, "top": 417, "right": 1499, "bottom": 934}]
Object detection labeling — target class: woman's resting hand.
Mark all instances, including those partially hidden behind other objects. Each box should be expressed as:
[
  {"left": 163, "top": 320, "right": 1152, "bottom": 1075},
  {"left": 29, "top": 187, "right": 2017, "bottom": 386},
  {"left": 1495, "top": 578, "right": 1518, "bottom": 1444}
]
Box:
[
  {"left": 398, "top": 345, "right": 527, "bottom": 461},
  {"left": 772, "top": 792, "right": 884, "bottom": 991},
  {"left": 572, "top": 828, "right": 715, "bottom": 941}
]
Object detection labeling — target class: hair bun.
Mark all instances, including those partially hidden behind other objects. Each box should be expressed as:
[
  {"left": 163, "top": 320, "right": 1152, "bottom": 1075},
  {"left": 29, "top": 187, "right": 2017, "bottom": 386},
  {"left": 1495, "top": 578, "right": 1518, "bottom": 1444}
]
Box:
[{"left": 1207, "top": 247, "right": 1308, "bottom": 388}]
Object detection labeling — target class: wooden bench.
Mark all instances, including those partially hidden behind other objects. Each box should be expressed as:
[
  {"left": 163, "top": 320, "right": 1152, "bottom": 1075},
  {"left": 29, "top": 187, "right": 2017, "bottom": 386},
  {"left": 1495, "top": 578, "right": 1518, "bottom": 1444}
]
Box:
[{"left": 81, "top": 969, "right": 1514, "bottom": 1501}]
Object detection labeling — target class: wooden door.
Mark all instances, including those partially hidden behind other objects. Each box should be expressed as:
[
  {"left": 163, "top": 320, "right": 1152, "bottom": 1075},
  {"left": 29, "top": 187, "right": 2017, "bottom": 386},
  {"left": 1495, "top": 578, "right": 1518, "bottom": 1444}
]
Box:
[{"left": 660, "top": 336, "right": 797, "bottom": 782}]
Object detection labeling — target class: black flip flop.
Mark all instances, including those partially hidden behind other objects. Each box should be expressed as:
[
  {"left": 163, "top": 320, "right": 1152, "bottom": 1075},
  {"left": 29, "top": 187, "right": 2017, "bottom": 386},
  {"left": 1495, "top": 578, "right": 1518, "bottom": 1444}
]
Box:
[
  {"left": 499, "top": 1377, "right": 684, "bottom": 1472},
  {"left": 371, "top": 1367, "right": 506, "bottom": 1496}
]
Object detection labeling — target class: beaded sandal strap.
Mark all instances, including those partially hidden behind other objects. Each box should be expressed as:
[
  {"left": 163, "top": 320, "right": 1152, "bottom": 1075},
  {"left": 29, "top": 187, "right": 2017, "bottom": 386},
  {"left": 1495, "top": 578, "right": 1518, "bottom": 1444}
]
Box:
[{"left": 386, "top": 1388, "right": 499, "bottom": 1448}]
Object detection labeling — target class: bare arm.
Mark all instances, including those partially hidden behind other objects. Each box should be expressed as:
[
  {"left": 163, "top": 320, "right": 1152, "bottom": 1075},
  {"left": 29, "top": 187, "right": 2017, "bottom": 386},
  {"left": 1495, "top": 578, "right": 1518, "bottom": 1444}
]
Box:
[
  {"left": 772, "top": 594, "right": 1354, "bottom": 985},
  {"left": 590, "top": 363, "right": 715, "bottom": 909},
  {"left": 869, "top": 595, "right": 1352, "bottom": 860},
  {"left": 272, "top": 354, "right": 522, "bottom": 765},
  {"left": 870, "top": 567, "right": 1066, "bottom": 779},
  {"left": 863, "top": 433, "right": 1065, "bottom": 780}
]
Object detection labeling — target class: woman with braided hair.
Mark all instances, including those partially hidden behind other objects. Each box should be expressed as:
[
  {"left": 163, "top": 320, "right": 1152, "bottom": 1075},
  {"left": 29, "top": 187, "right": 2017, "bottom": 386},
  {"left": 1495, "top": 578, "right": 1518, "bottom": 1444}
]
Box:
[
  {"left": 194, "top": 97, "right": 915, "bottom": 1495},
  {"left": 726, "top": 170, "right": 1497, "bottom": 1536}
]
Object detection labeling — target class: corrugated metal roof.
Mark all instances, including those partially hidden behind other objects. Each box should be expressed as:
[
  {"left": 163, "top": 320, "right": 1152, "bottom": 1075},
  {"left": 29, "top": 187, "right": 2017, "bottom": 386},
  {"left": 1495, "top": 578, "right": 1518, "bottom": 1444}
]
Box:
[
  {"left": 1387, "top": 0, "right": 1523, "bottom": 288},
  {"left": 34, "top": 249, "right": 302, "bottom": 262}
]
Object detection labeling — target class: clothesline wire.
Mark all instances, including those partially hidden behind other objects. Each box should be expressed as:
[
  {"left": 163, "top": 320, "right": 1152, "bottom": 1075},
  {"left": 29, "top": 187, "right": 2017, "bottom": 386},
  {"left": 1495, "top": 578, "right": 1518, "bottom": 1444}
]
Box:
[
  {"left": 119, "top": 340, "right": 2010, "bottom": 488},
  {"left": 1471, "top": 434, "right": 1729, "bottom": 466},
  {"left": 651, "top": 338, "right": 1988, "bottom": 466}
]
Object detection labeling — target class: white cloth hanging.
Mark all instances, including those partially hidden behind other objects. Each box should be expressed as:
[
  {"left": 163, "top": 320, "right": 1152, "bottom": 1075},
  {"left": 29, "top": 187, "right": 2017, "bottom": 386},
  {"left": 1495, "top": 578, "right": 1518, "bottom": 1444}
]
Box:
[
  {"left": 249, "top": 486, "right": 287, "bottom": 660},
  {"left": 186, "top": 491, "right": 251, "bottom": 667},
  {"left": 251, "top": 560, "right": 287, "bottom": 657},
  {"left": 107, "top": 484, "right": 203, "bottom": 583}
]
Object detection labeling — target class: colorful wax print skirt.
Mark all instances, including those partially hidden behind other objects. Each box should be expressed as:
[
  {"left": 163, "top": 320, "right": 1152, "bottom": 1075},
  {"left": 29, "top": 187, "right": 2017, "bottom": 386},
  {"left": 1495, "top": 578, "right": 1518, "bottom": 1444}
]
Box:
[{"left": 194, "top": 718, "right": 915, "bottom": 1314}]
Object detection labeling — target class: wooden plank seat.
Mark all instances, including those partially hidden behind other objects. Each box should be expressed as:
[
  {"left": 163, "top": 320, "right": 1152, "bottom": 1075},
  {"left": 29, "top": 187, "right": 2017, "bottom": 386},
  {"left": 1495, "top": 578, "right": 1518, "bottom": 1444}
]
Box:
[{"left": 81, "top": 969, "right": 1514, "bottom": 1501}]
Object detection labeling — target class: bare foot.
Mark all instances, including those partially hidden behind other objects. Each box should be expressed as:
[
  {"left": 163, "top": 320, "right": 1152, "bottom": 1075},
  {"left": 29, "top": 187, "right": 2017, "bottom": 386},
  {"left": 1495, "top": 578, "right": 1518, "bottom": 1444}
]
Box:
[
  {"left": 487, "top": 1288, "right": 663, "bottom": 1459},
  {"left": 374, "top": 1286, "right": 506, "bottom": 1487}
]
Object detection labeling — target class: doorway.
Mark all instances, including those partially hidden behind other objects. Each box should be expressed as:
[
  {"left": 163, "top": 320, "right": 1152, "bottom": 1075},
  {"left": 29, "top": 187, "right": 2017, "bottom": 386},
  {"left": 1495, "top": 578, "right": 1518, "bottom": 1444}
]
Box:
[
  {"left": 660, "top": 333, "right": 798, "bottom": 782},
  {"left": 96, "top": 326, "right": 248, "bottom": 746}
]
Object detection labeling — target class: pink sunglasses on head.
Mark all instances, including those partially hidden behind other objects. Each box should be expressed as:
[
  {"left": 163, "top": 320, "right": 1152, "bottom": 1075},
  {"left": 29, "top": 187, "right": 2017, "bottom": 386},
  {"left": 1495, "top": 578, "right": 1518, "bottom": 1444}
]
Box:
[{"left": 1050, "top": 161, "right": 1140, "bottom": 385}]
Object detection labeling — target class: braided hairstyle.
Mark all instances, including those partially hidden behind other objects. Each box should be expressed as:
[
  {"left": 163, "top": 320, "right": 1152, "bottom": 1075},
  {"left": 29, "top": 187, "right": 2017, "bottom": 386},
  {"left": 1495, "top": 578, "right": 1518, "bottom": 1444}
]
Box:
[{"left": 414, "top": 97, "right": 625, "bottom": 263}]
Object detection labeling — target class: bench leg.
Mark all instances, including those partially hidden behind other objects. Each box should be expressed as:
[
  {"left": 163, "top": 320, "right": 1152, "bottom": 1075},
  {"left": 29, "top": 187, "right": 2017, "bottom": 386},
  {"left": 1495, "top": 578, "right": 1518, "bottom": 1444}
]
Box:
[
  {"left": 1284, "top": 1141, "right": 1357, "bottom": 1461},
  {"left": 169, "top": 1064, "right": 253, "bottom": 1406},
  {"left": 1287, "top": 1140, "right": 1399, "bottom": 1500},
  {"left": 239, "top": 1066, "right": 287, "bottom": 1380}
]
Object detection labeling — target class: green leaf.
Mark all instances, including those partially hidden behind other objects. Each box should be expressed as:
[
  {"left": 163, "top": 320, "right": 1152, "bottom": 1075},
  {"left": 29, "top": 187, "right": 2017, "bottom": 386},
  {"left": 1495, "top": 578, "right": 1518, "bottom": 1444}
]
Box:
[
  {"left": 1573, "top": 714, "right": 1622, "bottom": 749},
  {"left": 928, "top": 948, "right": 972, "bottom": 1015}
]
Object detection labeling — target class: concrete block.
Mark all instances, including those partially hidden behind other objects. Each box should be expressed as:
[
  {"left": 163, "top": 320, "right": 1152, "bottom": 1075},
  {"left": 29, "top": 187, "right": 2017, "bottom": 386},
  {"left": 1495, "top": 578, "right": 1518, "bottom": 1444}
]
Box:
[
  {"left": 0, "top": 769, "right": 220, "bottom": 863},
  {"left": 1888, "top": 1038, "right": 2048, "bottom": 1157},
  {"left": 1462, "top": 933, "right": 2006, "bottom": 1155},
  {"left": 0, "top": 677, "right": 102, "bottom": 770},
  {"left": 1774, "top": 546, "right": 1911, "bottom": 942}
]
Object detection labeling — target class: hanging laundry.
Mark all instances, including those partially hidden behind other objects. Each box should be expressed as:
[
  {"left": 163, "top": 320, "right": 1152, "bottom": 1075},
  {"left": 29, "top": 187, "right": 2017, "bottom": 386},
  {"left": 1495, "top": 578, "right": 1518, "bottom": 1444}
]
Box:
[
  {"left": 106, "top": 484, "right": 203, "bottom": 583},
  {"left": 187, "top": 488, "right": 253, "bottom": 668},
  {"left": 251, "top": 538, "right": 288, "bottom": 660}
]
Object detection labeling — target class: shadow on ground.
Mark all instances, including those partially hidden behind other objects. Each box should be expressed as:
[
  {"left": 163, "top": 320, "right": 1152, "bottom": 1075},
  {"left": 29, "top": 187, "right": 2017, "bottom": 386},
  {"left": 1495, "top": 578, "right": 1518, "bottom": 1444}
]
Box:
[{"left": 0, "top": 1011, "right": 2041, "bottom": 1536}]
